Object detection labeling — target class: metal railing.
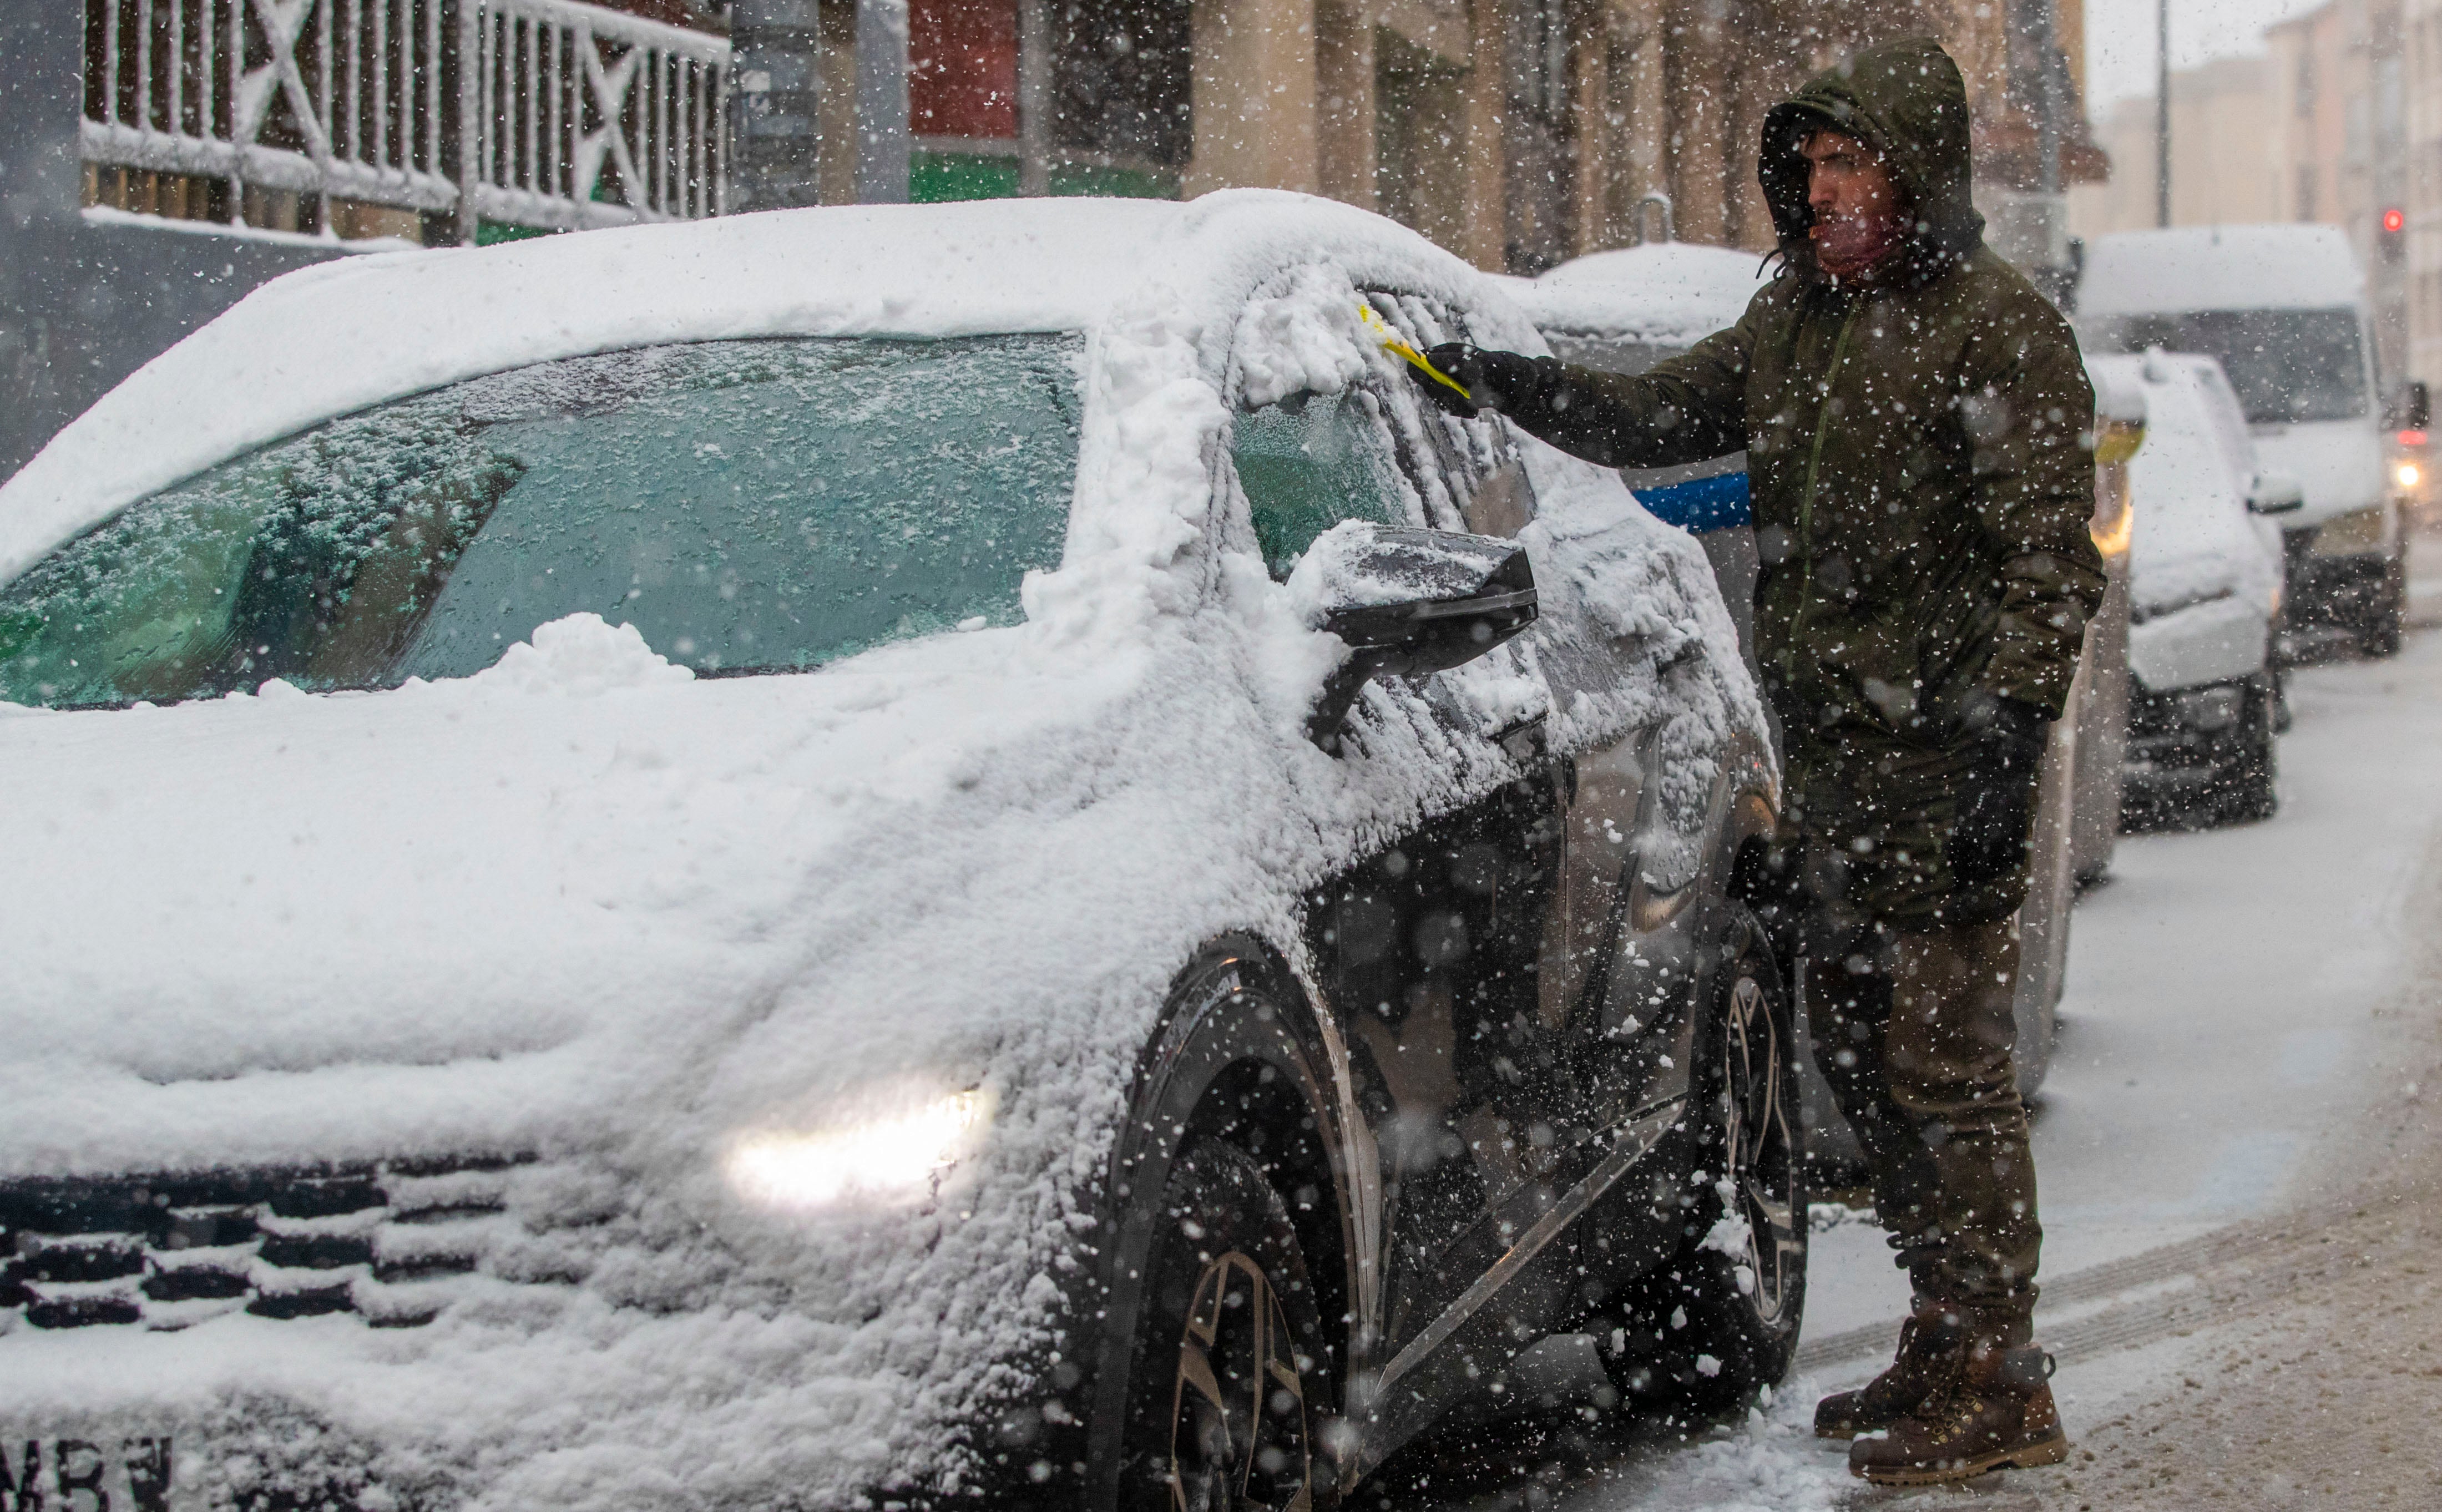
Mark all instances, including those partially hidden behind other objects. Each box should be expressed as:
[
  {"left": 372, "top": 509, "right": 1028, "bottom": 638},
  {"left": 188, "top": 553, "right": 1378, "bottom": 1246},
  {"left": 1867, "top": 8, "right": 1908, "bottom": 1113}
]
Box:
[{"left": 79, "top": 0, "right": 728, "bottom": 242}]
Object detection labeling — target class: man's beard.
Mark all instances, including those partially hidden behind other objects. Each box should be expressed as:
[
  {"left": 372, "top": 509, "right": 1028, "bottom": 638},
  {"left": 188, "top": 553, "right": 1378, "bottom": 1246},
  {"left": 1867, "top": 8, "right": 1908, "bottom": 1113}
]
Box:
[{"left": 1811, "top": 206, "right": 1907, "bottom": 279}]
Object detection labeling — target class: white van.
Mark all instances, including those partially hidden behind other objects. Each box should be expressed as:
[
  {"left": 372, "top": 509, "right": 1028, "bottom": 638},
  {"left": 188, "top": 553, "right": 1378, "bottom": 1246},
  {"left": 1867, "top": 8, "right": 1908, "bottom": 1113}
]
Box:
[
  {"left": 2092, "top": 350, "right": 2296, "bottom": 823},
  {"left": 2077, "top": 225, "right": 2408, "bottom": 655}
]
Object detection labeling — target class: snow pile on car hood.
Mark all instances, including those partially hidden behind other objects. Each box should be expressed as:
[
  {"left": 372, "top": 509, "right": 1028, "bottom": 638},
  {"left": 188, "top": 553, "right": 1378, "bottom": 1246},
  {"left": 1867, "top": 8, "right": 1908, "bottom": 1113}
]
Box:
[{"left": 0, "top": 191, "right": 1764, "bottom": 1511}]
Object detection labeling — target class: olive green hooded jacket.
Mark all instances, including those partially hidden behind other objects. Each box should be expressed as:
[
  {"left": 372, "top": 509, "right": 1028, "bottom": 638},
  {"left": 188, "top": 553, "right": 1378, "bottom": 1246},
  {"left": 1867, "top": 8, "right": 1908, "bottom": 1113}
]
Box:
[{"left": 1502, "top": 38, "right": 2105, "bottom": 921}]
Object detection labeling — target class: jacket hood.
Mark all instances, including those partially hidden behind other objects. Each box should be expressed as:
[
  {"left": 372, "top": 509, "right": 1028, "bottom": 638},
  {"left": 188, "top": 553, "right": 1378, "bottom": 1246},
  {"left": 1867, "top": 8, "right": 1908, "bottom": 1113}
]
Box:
[{"left": 1759, "top": 36, "right": 1985, "bottom": 286}]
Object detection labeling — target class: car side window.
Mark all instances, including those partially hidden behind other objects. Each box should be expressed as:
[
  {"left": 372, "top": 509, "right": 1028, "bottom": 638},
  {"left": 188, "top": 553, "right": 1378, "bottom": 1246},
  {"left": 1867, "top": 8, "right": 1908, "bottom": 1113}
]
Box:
[
  {"left": 1364, "top": 290, "right": 1539, "bottom": 537},
  {"left": 1233, "top": 387, "right": 1412, "bottom": 579}
]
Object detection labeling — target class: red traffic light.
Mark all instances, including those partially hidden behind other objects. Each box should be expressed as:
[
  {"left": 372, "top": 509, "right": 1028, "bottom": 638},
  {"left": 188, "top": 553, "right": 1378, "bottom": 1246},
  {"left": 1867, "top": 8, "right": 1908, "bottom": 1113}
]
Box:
[{"left": 2384, "top": 207, "right": 2406, "bottom": 234}]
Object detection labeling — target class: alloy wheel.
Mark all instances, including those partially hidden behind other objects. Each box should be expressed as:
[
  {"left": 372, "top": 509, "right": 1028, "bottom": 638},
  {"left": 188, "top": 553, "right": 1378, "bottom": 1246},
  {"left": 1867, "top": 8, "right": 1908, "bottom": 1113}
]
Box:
[
  {"left": 1166, "top": 1249, "right": 1313, "bottom": 1512},
  {"left": 1717, "top": 972, "right": 1802, "bottom": 1328}
]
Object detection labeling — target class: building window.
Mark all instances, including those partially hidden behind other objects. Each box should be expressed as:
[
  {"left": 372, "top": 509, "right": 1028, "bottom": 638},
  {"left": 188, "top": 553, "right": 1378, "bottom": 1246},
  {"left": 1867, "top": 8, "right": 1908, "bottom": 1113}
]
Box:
[
  {"left": 2298, "top": 165, "right": 2319, "bottom": 221},
  {"left": 2297, "top": 48, "right": 2316, "bottom": 116}
]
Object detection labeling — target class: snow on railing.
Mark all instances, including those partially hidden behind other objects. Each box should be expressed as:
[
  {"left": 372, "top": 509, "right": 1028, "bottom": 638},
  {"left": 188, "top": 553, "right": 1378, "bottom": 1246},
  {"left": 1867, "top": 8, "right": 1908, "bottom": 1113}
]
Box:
[
  {"left": 463, "top": 0, "right": 727, "bottom": 231},
  {"left": 79, "top": 0, "right": 728, "bottom": 242}
]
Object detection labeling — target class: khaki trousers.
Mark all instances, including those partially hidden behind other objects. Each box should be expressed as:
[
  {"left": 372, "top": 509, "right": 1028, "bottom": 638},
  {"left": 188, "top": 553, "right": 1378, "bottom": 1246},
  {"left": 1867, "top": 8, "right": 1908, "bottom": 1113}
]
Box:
[{"left": 1808, "top": 911, "right": 2042, "bottom": 1343}]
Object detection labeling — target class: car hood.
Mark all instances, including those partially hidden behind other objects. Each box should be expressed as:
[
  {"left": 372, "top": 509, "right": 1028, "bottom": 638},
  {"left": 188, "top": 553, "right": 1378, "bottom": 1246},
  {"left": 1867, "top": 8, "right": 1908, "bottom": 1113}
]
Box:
[{"left": 0, "top": 614, "right": 1187, "bottom": 1179}]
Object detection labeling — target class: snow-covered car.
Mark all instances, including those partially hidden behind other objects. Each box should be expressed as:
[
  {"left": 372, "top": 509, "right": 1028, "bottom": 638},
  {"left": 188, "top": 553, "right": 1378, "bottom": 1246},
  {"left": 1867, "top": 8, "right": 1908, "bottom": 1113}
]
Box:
[
  {"left": 2093, "top": 349, "right": 2294, "bottom": 824},
  {"left": 0, "top": 194, "right": 1796, "bottom": 1511},
  {"left": 1506, "top": 241, "right": 2133, "bottom": 1140}
]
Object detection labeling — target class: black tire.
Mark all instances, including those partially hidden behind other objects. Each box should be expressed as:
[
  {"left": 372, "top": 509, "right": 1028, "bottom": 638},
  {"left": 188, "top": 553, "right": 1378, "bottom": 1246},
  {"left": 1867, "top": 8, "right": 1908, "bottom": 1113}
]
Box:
[
  {"left": 1605, "top": 909, "right": 1806, "bottom": 1414},
  {"left": 1115, "top": 1140, "right": 1331, "bottom": 1512},
  {"left": 2363, "top": 557, "right": 2407, "bottom": 659},
  {"left": 2215, "top": 675, "right": 2279, "bottom": 825}
]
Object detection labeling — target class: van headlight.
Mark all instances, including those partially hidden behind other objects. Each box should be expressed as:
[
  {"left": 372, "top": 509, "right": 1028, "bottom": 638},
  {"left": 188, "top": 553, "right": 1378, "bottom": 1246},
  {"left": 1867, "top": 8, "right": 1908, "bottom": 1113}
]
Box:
[{"left": 725, "top": 1089, "right": 993, "bottom": 1211}]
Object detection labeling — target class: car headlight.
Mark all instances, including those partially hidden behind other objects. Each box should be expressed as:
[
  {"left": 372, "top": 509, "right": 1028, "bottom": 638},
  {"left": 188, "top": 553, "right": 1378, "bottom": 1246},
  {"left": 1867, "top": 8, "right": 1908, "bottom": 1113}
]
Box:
[
  {"left": 2310, "top": 504, "right": 2389, "bottom": 556},
  {"left": 2397, "top": 461, "right": 2423, "bottom": 490},
  {"left": 725, "top": 1089, "right": 993, "bottom": 1211}
]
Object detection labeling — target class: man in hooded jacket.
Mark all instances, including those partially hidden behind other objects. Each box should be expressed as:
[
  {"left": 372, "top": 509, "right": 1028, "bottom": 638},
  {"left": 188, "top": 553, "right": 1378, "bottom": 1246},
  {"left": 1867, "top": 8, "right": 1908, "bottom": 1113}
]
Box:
[{"left": 1409, "top": 37, "right": 2100, "bottom": 1485}]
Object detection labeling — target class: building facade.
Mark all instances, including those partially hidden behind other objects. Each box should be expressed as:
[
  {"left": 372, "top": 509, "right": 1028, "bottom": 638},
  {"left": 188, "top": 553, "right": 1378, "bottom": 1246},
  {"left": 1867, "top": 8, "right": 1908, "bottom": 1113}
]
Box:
[
  {"left": 2067, "top": 56, "right": 2277, "bottom": 238},
  {"left": 2267, "top": 0, "right": 2409, "bottom": 378},
  {"left": 8, "top": 0, "right": 2107, "bottom": 482},
  {"left": 2408, "top": 0, "right": 2442, "bottom": 385},
  {"left": 876, "top": 0, "right": 2102, "bottom": 277}
]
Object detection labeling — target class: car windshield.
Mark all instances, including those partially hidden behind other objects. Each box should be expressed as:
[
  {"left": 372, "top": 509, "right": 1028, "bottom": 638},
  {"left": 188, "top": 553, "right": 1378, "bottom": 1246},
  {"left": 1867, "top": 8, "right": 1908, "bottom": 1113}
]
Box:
[
  {"left": 0, "top": 335, "right": 1083, "bottom": 709},
  {"left": 2081, "top": 307, "right": 2368, "bottom": 425}
]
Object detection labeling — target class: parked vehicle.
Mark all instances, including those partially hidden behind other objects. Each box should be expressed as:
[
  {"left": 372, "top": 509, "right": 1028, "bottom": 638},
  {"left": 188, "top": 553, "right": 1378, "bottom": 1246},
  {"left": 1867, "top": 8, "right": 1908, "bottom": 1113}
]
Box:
[
  {"left": 1510, "top": 245, "right": 2135, "bottom": 1161},
  {"left": 1510, "top": 244, "right": 1771, "bottom": 662},
  {"left": 2077, "top": 225, "right": 2408, "bottom": 658},
  {"left": 2092, "top": 350, "right": 2294, "bottom": 825},
  {"left": 0, "top": 194, "right": 1799, "bottom": 1512}
]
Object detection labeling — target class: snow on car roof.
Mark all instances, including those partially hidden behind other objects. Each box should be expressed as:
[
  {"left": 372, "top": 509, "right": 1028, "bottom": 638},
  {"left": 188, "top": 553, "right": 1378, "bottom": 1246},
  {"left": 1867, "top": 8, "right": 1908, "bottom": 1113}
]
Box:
[
  {"left": 0, "top": 191, "right": 1501, "bottom": 584},
  {"left": 2077, "top": 224, "right": 2367, "bottom": 317},
  {"left": 1511, "top": 242, "right": 1772, "bottom": 347}
]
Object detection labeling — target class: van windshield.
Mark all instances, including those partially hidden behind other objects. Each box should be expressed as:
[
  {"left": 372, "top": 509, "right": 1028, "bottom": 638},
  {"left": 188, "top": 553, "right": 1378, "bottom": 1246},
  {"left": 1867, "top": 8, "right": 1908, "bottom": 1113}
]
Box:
[
  {"left": 2082, "top": 307, "right": 2368, "bottom": 425},
  {"left": 0, "top": 335, "right": 1082, "bottom": 710}
]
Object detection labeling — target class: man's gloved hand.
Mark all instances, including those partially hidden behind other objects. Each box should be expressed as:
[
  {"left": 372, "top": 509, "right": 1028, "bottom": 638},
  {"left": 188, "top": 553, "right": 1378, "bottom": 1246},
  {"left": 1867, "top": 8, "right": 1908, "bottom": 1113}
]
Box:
[
  {"left": 1412, "top": 343, "right": 1548, "bottom": 419},
  {"left": 1946, "top": 697, "right": 2050, "bottom": 890}
]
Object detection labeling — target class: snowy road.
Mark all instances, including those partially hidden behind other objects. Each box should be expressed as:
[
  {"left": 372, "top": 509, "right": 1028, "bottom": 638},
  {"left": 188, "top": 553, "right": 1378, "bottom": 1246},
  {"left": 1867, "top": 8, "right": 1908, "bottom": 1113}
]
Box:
[{"left": 1397, "top": 534, "right": 2442, "bottom": 1510}]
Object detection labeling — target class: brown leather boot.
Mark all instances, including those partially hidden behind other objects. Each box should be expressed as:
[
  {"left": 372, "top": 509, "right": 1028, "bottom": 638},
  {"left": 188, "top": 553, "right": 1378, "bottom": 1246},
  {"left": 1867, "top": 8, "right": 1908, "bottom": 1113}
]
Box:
[
  {"left": 1848, "top": 1341, "right": 2070, "bottom": 1485},
  {"left": 1813, "top": 1304, "right": 1968, "bottom": 1439}
]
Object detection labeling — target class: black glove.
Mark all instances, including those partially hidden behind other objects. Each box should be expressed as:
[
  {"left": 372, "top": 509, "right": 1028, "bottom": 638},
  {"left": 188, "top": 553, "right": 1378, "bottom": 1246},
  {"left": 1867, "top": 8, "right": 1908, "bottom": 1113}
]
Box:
[
  {"left": 1412, "top": 343, "right": 1549, "bottom": 419},
  {"left": 1946, "top": 696, "right": 2050, "bottom": 891}
]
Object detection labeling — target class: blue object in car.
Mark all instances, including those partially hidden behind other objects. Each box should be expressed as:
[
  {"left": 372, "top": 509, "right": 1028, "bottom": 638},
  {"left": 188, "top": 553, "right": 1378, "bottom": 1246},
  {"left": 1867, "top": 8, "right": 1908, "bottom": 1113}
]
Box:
[{"left": 1632, "top": 469, "right": 1751, "bottom": 533}]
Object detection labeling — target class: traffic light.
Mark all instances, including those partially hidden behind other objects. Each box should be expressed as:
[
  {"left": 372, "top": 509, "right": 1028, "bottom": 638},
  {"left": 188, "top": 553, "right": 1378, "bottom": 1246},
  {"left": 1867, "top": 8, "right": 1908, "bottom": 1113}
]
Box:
[{"left": 2382, "top": 206, "right": 2406, "bottom": 261}]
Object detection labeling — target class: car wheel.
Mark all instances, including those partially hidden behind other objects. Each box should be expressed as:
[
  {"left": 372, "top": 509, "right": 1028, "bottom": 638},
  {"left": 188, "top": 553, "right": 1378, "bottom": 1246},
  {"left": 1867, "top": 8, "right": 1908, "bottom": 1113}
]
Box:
[
  {"left": 1607, "top": 909, "right": 1806, "bottom": 1414},
  {"left": 2363, "top": 556, "right": 2406, "bottom": 659},
  {"left": 1117, "top": 1140, "right": 1330, "bottom": 1512},
  {"left": 1086, "top": 945, "right": 1347, "bottom": 1512},
  {"left": 2216, "top": 675, "right": 2279, "bottom": 826}
]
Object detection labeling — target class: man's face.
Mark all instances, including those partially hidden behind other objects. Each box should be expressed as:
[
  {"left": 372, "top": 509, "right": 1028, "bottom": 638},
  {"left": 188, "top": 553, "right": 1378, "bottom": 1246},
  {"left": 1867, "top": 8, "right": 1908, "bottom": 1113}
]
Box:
[{"left": 1801, "top": 130, "right": 1898, "bottom": 226}]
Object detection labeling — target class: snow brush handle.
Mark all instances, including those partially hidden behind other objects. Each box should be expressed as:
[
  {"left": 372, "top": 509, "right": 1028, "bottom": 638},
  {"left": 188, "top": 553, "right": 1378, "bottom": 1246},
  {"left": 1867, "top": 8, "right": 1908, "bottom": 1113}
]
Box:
[{"left": 1358, "top": 302, "right": 1474, "bottom": 402}]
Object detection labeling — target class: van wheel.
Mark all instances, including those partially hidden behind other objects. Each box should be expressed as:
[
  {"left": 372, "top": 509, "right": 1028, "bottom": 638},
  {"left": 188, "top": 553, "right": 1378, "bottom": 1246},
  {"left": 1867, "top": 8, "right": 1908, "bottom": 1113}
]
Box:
[{"left": 2363, "top": 559, "right": 2406, "bottom": 658}]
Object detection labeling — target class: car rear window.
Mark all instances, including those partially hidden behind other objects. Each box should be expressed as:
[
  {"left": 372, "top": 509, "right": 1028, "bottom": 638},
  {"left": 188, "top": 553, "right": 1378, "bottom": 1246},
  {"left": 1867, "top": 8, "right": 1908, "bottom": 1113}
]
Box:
[{"left": 0, "top": 335, "right": 1083, "bottom": 709}]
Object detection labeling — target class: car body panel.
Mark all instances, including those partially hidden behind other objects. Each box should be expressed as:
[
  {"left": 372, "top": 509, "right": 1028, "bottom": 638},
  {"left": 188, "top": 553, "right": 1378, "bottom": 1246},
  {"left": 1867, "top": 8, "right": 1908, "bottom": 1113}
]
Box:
[{"left": 0, "top": 196, "right": 1771, "bottom": 1509}]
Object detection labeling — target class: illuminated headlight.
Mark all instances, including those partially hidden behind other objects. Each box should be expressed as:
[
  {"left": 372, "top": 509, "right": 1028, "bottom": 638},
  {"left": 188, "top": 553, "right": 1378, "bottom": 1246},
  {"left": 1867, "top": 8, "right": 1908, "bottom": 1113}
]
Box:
[
  {"left": 2397, "top": 461, "right": 2423, "bottom": 490},
  {"left": 2310, "top": 504, "right": 2388, "bottom": 556},
  {"left": 2176, "top": 684, "right": 2246, "bottom": 732},
  {"left": 726, "top": 1089, "right": 992, "bottom": 1211}
]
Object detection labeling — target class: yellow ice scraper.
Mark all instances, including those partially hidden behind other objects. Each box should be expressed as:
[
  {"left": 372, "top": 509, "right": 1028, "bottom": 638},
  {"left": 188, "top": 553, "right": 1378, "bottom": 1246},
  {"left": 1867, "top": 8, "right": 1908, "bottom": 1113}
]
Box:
[{"left": 1358, "top": 301, "right": 1474, "bottom": 403}]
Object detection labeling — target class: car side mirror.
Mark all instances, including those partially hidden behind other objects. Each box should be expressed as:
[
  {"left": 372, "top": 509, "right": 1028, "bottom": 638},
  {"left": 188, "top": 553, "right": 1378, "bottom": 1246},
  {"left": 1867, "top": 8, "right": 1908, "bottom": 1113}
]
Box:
[
  {"left": 1289, "top": 521, "right": 1539, "bottom": 752},
  {"left": 2247, "top": 471, "right": 2306, "bottom": 515},
  {"left": 2389, "top": 379, "right": 2431, "bottom": 431}
]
